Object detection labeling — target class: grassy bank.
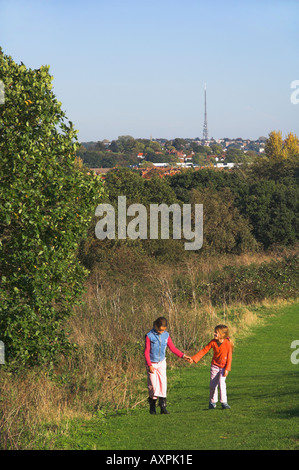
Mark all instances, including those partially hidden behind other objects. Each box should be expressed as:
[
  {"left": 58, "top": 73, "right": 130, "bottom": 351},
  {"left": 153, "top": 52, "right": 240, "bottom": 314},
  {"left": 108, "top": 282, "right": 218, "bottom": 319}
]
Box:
[
  {"left": 41, "top": 301, "right": 299, "bottom": 450},
  {"left": 0, "top": 249, "right": 298, "bottom": 449}
]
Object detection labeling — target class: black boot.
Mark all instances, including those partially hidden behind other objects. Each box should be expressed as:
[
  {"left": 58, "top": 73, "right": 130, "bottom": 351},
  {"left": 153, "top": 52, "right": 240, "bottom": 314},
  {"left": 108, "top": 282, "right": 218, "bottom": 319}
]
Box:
[
  {"left": 148, "top": 397, "right": 157, "bottom": 415},
  {"left": 159, "top": 397, "right": 170, "bottom": 414}
]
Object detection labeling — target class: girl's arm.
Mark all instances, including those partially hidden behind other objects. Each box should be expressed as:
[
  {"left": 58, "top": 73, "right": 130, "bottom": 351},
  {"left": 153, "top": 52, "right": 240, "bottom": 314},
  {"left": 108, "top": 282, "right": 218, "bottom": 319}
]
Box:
[
  {"left": 191, "top": 341, "right": 213, "bottom": 364},
  {"left": 144, "top": 335, "right": 152, "bottom": 367},
  {"left": 225, "top": 341, "right": 233, "bottom": 372},
  {"left": 167, "top": 336, "right": 185, "bottom": 358}
]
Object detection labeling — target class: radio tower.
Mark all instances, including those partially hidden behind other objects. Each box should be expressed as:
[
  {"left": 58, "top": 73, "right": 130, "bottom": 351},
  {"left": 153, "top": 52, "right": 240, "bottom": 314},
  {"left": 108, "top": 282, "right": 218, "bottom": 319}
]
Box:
[{"left": 202, "top": 83, "right": 208, "bottom": 142}]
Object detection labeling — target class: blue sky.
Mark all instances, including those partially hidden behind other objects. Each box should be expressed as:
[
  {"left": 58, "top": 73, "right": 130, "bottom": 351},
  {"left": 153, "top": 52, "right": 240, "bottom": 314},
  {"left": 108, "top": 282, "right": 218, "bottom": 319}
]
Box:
[{"left": 1, "top": 0, "right": 298, "bottom": 142}]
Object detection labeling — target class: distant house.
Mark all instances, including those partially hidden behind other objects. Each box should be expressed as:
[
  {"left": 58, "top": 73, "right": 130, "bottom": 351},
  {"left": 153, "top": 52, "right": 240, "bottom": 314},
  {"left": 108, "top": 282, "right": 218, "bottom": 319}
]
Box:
[
  {"left": 176, "top": 162, "right": 193, "bottom": 168},
  {"left": 153, "top": 163, "right": 169, "bottom": 167},
  {"left": 177, "top": 151, "right": 186, "bottom": 158},
  {"left": 102, "top": 140, "right": 111, "bottom": 148},
  {"left": 214, "top": 162, "right": 236, "bottom": 169}
]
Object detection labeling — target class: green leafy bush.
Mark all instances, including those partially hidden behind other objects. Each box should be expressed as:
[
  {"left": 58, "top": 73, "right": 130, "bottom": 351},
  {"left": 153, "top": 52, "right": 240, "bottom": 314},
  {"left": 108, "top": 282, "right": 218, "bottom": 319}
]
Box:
[
  {"left": 198, "top": 256, "right": 299, "bottom": 305},
  {"left": 0, "top": 50, "right": 104, "bottom": 366}
]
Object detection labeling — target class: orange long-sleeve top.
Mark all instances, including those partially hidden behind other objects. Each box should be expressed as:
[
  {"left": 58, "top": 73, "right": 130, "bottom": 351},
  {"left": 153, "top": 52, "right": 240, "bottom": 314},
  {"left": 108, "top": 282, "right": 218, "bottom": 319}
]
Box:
[{"left": 191, "top": 338, "right": 232, "bottom": 371}]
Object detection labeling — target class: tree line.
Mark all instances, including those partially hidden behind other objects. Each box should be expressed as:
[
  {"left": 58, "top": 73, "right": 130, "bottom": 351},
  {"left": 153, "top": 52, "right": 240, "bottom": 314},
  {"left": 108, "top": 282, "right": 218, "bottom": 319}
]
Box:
[
  {"left": 77, "top": 135, "right": 270, "bottom": 168},
  {"left": 83, "top": 153, "right": 298, "bottom": 268}
]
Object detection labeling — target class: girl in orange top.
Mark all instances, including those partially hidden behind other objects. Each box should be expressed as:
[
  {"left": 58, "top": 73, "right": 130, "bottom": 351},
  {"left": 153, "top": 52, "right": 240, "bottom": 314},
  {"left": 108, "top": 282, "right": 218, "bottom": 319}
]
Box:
[{"left": 188, "top": 324, "right": 233, "bottom": 409}]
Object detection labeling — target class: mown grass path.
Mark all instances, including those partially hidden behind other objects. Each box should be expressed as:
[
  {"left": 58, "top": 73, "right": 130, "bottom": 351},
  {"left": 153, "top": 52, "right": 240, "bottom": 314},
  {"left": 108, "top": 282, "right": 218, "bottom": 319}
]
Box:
[{"left": 49, "top": 302, "right": 299, "bottom": 450}]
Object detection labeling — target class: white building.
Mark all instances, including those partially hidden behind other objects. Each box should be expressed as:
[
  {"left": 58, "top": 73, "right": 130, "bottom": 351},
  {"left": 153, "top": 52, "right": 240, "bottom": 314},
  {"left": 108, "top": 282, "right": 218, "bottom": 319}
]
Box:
[{"left": 214, "top": 162, "right": 236, "bottom": 169}]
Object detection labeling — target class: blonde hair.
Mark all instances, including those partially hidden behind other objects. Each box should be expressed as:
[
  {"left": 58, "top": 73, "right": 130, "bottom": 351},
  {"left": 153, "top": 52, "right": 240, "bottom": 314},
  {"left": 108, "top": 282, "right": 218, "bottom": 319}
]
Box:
[{"left": 215, "top": 324, "right": 234, "bottom": 351}]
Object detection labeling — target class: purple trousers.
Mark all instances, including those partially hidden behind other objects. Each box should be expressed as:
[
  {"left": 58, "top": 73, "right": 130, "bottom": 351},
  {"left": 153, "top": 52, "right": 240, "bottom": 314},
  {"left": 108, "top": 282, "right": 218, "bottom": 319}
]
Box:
[{"left": 210, "top": 364, "right": 228, "bottom": 404}]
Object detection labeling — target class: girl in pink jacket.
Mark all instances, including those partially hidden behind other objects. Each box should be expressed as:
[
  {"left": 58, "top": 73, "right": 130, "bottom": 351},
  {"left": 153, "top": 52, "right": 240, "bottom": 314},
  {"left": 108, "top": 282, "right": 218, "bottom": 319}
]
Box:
[{"left": 144, "top": 316, "right": 191, "bottom": 414}]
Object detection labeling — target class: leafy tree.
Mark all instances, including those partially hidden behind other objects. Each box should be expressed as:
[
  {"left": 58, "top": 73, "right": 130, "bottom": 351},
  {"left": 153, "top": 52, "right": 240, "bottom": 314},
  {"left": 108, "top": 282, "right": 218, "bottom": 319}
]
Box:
[
  {"left": 264, "top": 131, "right": 283, "bottom": 159},
  {"left": 108, "top": 140, "right": 119, "bottom": 152},
  {"left": 241, "top": 180, "right": 299, "bottom": 248},
  {"left": 146, "top": 141, "right": 161, "bottom": 152},
  {"left": 116, "top": 135, "right": 137, "bottom": 154},
  {"left": 132, "top": 141, "right": 145, "bottom": 155},
  {"left": 0, "top": 50, "right": 104, "bottom": 366},
  {"left": 264, "top": 130, "right": 299, "bottom": 160},
  {"left": 282, "top": 132, "right": 299, "bottom": 158},
  {"left": 245, "top": 150, "right": 258, "bottom": 159},
  {"left": 190, "top": 188, "right": 259, "bottom": 254},
  {"left": 95, "top": 141, "right": 105, "bottom": 151},
  {"left": 104, "top": 168, "right": 146, "bottom": 205},
  {"left": 202, "top": 146, "right": 212, "bottom": 155},
  {"left": 210, "top": 144, "right": 223, "bottom": 155},
  {"left": 169, "top": 167, "right": 248, "bottom": 204},
  {"left": 172, "top": 138, "right": 186, "bottom": 150},
  {"left": 244, "top": 157, "right": 299, "bottom": 184},
  {"left": 225, "top": 148, "right": 246, "bottom": 163},
  {"left": 104, "top": 168, "right": 178, "bottom": 206},
  {"left": 144, "top": 176, "right": 179, "bottom": 205},
  {"left": 192, "top": 154, "right": 206, "bottom": 166}
]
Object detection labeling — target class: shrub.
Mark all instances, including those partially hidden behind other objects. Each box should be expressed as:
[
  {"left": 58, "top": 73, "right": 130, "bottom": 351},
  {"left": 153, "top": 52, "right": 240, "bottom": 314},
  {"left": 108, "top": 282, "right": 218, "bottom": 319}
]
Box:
[
  {"left": 198, "top": 255, "right": 299, "bottom": 305},
  {"left": 0, "top": 50, "right": 104, "bottom": 366}
]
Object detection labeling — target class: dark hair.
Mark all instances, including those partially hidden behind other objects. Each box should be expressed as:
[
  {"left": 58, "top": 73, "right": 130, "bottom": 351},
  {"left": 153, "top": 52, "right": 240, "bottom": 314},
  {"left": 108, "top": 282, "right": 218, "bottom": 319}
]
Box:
[{"left": 154, "top": 317, "right": 168, "bottom": 328}]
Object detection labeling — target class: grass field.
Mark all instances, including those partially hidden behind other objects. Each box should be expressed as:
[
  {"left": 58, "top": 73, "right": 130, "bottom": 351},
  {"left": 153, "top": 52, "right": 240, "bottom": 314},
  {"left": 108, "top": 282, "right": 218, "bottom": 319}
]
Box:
[{"left": 42, "top": 301, "right": 299, "bottom": 451}]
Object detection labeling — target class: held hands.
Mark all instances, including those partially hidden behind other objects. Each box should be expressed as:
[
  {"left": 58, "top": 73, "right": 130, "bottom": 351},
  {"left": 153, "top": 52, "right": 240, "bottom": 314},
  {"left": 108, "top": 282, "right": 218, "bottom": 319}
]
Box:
[
  {"left": 183, "top": 354, "right": 193, "bottom": 364},
  {"left": 183, "top": 355, "right": 229, "bottom": 374}
]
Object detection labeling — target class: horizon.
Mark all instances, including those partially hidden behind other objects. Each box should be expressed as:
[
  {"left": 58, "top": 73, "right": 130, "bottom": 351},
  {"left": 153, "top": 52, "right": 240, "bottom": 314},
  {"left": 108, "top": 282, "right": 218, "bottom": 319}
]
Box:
[
  {"left": 1, "top": 0, "right": 298, "bottom": 142},
  {"left": 79, "top": 135, "right": 269, "bottom": 143}
]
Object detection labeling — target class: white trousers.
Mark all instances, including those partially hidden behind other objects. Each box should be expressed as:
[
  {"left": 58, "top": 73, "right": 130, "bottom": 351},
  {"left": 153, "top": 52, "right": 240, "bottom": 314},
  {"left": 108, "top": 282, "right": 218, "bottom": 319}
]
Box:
[
  {"left": 210, "top": 364, "right": 228, "bottom": 404},
  {"left": 146, "top": 359, "right": 167, "bottom": 399}
]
